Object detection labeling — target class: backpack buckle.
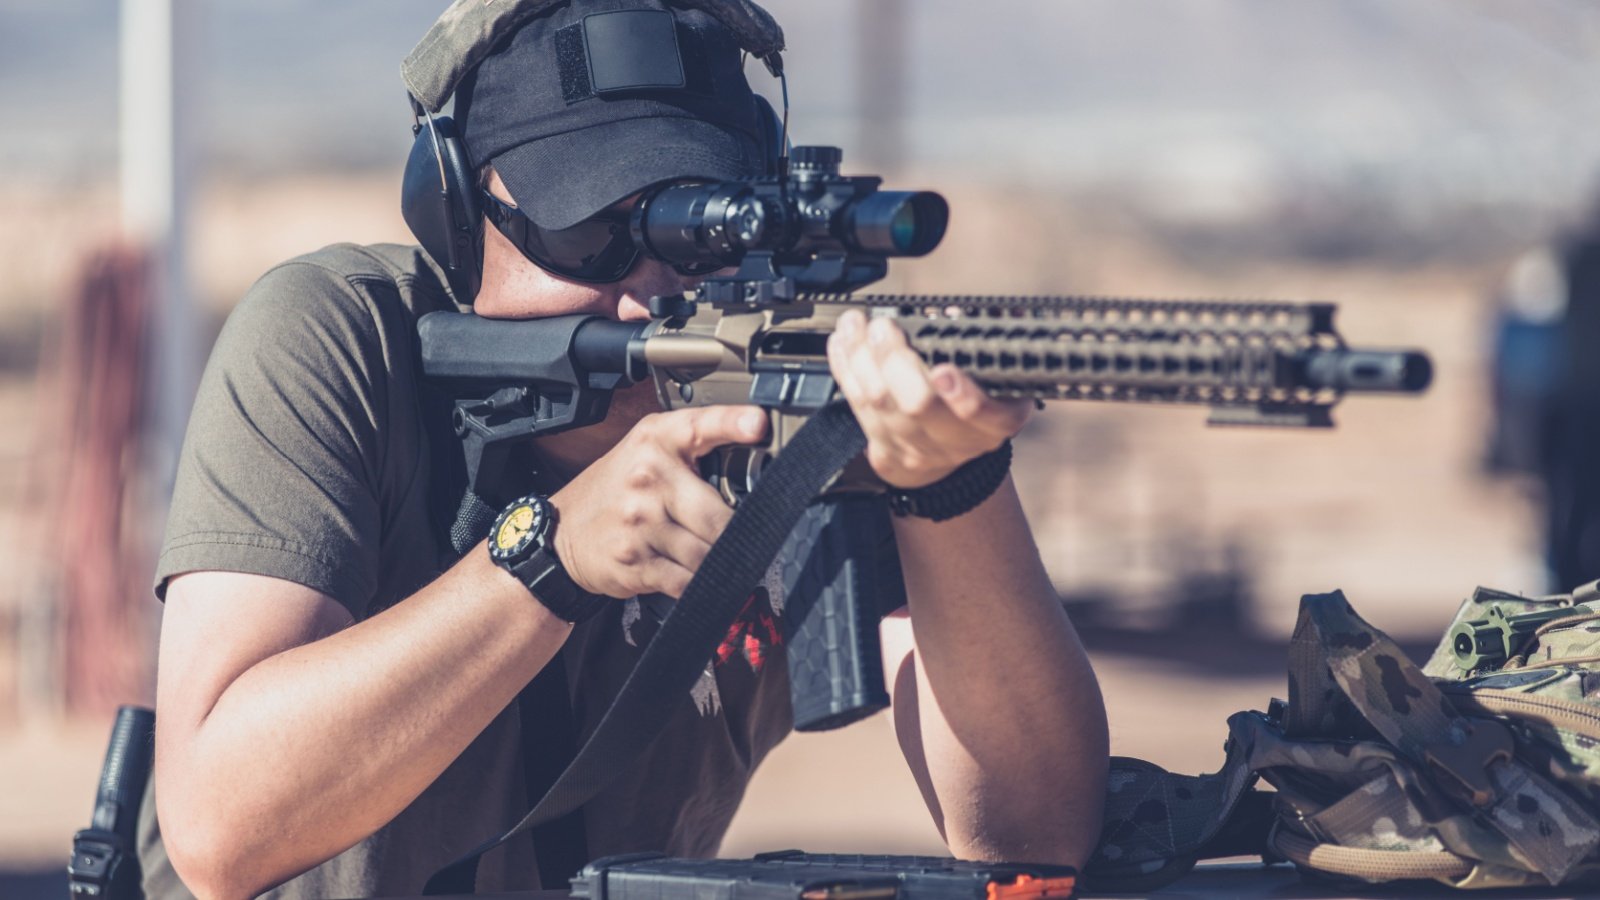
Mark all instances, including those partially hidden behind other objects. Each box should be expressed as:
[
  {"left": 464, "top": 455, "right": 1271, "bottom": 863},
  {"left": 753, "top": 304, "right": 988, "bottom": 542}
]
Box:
[{"left": 1423, "top": 717, "right": 1515, "bottom": 807}]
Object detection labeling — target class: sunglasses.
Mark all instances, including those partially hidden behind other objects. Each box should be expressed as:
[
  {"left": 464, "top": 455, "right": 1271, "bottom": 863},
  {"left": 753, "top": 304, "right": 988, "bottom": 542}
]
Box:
[{"left": 480, "top": 188, "right": 722, "bottom": 284}]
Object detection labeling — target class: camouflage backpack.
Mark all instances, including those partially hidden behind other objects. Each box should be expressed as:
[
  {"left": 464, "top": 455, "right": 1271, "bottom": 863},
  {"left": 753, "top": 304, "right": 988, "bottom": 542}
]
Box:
[{"left": 1084, "top": 586, "right": 1600, "bottom": 892}]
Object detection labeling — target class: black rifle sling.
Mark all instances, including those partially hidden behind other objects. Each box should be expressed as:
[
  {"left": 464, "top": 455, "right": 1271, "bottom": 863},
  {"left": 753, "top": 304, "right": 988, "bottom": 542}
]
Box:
[
  {"left": 424, "top": 402, "right": 868, "bottom": 894},
  {"left": 517, "top": 650, "right": 588, "bottom": 888}
]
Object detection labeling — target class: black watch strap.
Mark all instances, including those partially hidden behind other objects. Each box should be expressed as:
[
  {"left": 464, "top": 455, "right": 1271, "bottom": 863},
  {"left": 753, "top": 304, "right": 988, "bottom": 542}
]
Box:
[
  {"left": 510, "top": 551, "right": 610, "bottom": 623},
  {"left": 489, "top": 495, "right": 610, "bottom": 624},
  {"left": 885, "top": 440, "right": 1013, "bottom": 522}
]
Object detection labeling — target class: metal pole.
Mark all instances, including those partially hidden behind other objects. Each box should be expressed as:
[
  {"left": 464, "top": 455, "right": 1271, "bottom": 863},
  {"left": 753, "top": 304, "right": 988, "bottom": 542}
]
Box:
[
  {"left": 121, "top": 0, "right": 200, "bottom": 480},
  {"left": 857, "top": 0, "right": 908, "bottom": 174}
]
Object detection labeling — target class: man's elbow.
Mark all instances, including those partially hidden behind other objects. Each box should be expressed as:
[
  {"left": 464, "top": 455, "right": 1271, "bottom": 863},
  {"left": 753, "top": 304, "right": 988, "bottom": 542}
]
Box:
[{"left": 158, "top": 789, "right": 277, "bottom": 900}]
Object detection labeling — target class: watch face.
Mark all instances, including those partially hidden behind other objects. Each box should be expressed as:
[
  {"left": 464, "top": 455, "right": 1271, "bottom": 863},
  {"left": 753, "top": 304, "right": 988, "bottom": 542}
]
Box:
[{"left": 491, "top": 500, "right": 544, "bottom": 560}]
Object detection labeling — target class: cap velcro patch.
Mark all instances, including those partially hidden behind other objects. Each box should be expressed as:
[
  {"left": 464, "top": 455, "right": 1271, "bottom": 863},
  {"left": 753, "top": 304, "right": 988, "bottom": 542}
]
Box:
[
  {"left": 555, "top": 25, "right": 592, "bottom": 103},
  {"left": 403, "top": 0, "right": 785, "bottom": 112},
  {"left": 584, "top": 10, "right": 686, "bottom": 95}
]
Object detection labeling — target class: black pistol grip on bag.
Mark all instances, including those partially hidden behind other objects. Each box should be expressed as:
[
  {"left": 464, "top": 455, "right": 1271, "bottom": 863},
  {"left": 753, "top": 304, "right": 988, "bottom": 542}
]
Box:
[{"left": 778, "top": 496, "right": 898, "bottom": 731}]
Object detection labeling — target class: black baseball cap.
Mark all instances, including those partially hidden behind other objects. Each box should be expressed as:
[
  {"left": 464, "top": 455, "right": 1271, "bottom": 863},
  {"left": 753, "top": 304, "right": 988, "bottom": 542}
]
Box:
[{"left": 457, "top": 0, "right": 767, "bottom": 230}]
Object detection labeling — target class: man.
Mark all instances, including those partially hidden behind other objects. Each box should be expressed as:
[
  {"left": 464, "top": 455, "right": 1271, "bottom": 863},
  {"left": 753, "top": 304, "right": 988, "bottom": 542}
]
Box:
[{"left": 139, "top": 2, "right": 1108, "bottom": 897}]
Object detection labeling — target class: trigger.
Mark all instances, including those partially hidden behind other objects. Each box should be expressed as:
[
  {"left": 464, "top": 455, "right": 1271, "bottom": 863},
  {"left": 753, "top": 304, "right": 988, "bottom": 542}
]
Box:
[{"left": 699, "top": 446, "right": 768, "bottom": 507}]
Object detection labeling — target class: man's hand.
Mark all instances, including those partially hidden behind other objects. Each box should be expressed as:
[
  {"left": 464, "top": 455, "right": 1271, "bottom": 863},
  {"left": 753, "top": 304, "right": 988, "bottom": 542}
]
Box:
[
  {"left": 551, "top": 405, "right": 769, "bottom": 599},
  {"left": 827, "top": 309, "right": 1032, "bottom": 489}
]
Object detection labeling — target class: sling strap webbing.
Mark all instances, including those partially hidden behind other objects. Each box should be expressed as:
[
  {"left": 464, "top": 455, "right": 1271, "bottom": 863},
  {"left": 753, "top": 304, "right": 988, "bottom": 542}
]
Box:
[
  {"left": 424, "top": 402, "right": 867, "bottom": 894},
  {"left": 517, "top": 651, "right": 588, "bottom": 889}
]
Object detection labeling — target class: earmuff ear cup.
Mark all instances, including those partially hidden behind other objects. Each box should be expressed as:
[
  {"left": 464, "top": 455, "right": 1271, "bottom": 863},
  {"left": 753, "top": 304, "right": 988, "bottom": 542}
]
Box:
[
  {"left": 753, "top": 94, "right": 786, "bottom": 176},
  {"left": 401, "top": 114, "right": 482, "bottom": 302}
]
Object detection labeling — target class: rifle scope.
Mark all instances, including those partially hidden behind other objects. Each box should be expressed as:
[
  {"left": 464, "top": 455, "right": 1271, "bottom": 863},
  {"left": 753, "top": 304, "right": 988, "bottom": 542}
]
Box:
[{"left": 630, "top": 145, "right": 949, "bottom": 269}]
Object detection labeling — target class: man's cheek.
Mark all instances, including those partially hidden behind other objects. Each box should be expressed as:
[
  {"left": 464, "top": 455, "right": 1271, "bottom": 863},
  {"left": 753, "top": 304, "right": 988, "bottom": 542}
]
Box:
[{"left": 616, "top": 295, "right": 653, "bottom": 322}]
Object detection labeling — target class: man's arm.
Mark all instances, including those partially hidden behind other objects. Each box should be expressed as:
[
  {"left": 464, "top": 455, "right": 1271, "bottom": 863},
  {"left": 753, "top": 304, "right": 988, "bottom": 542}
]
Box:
[
  {"left": 880, "top": 482, "right": 1108, "bottom": 866},
  {"left": 156, "top": 551, "right": 568, "bottom": 900},
  {"left": 827, "top": 310, "right": 1109, "bottom": 867},
  {"left": 156, "top": 404, "right": 767, "bottom": 899}
]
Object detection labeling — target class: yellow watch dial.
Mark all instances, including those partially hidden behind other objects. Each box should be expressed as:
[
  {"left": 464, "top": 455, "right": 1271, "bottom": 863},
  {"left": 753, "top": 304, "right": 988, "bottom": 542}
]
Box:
[{"left": 494, "top": 504, "right": 537, "bottom": 552}]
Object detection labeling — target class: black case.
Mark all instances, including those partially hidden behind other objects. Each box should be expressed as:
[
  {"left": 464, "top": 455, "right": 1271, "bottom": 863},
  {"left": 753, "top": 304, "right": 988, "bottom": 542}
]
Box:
[{"left": 569, "top": 851, "right": 1079, "bottom": 900}]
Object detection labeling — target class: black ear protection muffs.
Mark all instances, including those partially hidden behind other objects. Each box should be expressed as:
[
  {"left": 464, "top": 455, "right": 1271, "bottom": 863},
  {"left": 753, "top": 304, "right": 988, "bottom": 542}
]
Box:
[{"left": 401, "top": 105, "right": 484, "bottom": 302}]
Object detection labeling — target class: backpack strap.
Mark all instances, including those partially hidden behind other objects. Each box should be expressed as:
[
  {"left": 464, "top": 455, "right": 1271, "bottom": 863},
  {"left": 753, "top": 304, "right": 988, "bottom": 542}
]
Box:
[
  {"left": 1085, "top": 736, "right": 1270, "bottom": 892},
  {"left": 1271, "top": 830, "right": 1472, "bottom": 882}
]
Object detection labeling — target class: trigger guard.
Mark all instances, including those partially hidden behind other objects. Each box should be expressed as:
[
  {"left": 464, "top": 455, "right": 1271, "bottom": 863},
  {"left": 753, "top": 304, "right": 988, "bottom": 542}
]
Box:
[{"left": 701, "top": 446, "right": 769, "bottom": 506}]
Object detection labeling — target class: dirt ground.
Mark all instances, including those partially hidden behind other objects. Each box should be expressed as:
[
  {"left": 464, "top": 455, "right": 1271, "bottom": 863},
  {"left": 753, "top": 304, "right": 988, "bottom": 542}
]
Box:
[{"left": 0, "top": 173, "right": 1547, "bottom": 880}]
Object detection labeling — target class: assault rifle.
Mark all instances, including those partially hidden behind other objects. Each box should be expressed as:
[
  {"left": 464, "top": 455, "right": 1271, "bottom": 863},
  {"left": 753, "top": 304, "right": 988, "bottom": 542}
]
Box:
[{"left": 419, "top": 145, "right": 1432, "bottom": 732}]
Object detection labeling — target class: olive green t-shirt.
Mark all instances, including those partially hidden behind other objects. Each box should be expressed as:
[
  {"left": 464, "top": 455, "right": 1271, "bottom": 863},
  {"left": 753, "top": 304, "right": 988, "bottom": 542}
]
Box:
[{"left": 139, "top": 243, "right": 794, "bottom": 899}]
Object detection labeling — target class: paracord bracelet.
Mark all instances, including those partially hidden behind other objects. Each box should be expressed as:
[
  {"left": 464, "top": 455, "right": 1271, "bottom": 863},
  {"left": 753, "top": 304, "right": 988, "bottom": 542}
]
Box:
[{"left": 884, "top": 441, "right": 1013, "bottom": 522}]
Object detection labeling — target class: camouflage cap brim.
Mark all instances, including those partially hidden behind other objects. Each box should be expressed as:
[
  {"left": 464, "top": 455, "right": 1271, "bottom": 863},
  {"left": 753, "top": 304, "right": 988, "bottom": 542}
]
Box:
[{"left": 402, "top": 0, "right": 786, "bottom": 112}]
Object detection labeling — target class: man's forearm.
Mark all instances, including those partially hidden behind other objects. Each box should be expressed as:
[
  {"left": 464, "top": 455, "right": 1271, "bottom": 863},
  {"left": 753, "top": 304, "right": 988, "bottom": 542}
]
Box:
[
  {"left": 157, "top": 547, "right": 570, "bottom": 898},
  {"left": 888, "top": 476, "right": 1109, "bottom": 866}
]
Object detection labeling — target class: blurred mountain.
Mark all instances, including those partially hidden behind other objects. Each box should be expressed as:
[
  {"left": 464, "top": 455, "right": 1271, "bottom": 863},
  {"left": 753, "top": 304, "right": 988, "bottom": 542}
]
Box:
[{"left": 9, "top": 0, "right": 1600, "bottom": 259}]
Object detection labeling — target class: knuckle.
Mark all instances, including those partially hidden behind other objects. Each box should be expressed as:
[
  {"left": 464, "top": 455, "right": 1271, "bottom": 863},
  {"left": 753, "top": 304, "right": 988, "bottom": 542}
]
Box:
[
  {"left": 866, "top": 445, "right": 895, "bottom": 473},
  {"left": 667, "top": 571, "right": 692, "bottom": 599},
  {"left": 947, "top": 388, "right": 982, "bottom": 415},
  {"left": 863, "top": 381, "right": 891, "bottom": 409},
  {"left": 956, "top": 398, "right": 988, "bottom": 422},
  {"left": 669, "top": 414, "right": 701, "bottom": 449},
  {"left": 680, "top": 545, "right": 707, "bottom": 573},
  {"left": 624, "top": 463, "right": 657, "bottom": 491},
  {"left": 620, "top": 498, "right": 657, "bottom": 529},
  {"left": 636, "top": 411, "right": 666, "bottom": 436},
  {"left": 903, "top": 386, "right": 936, "bottom": 417}
]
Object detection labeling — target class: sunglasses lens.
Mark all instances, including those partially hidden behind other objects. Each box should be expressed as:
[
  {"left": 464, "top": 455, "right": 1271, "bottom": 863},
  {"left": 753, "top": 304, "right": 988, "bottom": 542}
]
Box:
[
  {"left": 483, "top": 189, "right": 641, "bottom": 283},
  {"left": 530, "top": 218, "right": 637, "bottom": 281}
]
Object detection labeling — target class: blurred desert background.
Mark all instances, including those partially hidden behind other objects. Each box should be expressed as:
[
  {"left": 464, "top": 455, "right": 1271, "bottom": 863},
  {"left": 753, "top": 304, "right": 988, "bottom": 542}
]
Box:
[{"left": 6, "top": 0, "right": 1600, "bottom": 896}]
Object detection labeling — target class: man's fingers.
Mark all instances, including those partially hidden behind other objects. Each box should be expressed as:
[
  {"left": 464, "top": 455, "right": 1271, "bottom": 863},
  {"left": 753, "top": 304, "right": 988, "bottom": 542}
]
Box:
[
  {"left": 878, "top": 338, "right": 941, "bottom": 419},
  {"left": 649, "top": 526, "right": 715, "bottom": 578},
  {"left": 654, "top": 404, "right": 769, "bottom": 461},
  {"left": 826, "top": 313, "right": 865, "bottom": 400},
  {"left": 931, "top": 364, "right": 1032, "bottom": 437},
  {"left": 665, "top": 470, "right": 736, "bottom": 545},
  {"left": 642, "top": 557, "right": 697, "bottom": 600},
  {"left": 846, "top": 318, "right": 891, "bottom": 409}
]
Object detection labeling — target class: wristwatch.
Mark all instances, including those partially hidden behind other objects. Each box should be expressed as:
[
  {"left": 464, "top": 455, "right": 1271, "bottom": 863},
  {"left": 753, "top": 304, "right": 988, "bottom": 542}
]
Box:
[{"left": 488, "top": 494, "right": 608, "bottom": 624}]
